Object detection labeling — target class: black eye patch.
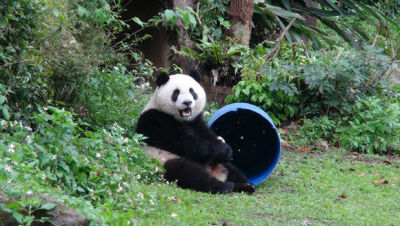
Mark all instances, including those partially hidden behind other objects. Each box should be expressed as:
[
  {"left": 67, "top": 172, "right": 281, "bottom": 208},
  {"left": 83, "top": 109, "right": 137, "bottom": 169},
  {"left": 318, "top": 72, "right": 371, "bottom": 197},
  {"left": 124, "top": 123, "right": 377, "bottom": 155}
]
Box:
[
  {"left": 189, "top": 88, "right": 198, "bottom": 100},
  {"left": 171, "top": 89, "right": 180, "bottom": 102}
]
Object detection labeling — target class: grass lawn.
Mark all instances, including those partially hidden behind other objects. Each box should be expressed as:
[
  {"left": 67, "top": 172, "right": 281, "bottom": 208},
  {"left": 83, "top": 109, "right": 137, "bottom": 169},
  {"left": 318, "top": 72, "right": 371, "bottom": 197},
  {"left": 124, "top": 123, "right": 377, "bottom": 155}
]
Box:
[{"left": 125, "top": 149, "right": 400, "bottom": 225}]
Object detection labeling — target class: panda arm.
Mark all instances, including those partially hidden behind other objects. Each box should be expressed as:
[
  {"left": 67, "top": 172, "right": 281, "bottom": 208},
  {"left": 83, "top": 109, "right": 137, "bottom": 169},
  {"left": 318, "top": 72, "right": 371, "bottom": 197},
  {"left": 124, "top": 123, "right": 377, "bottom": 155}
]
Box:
[
  {"left": 137, "top": 110, "right": 230, "bottom": 164},
  {"left": 192, "top": 115, "right": 221, "bottom": 140},
  {"left": 136, "top": 110, "right": 176, "bottom": 150},
  {"left": 180, "top": 133, "right": 232, "bottom": 165},
  {"left": 181, "top": 116, "right": 232, "bottom": 164},
  {"left": 170, "top": 115, "right": 232, "bottom": 164}
]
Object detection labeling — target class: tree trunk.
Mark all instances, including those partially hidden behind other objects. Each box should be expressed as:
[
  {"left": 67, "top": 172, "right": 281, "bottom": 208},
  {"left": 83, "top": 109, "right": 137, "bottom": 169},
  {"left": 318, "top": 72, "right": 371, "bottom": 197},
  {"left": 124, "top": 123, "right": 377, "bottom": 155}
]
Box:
[
  {"left": 226, "top": 0, "right": 254, "bottom": 45},
  {"left": 121, "top": 0, "right": 198, "bottom": 74},
  {"left": 170, "top": 0, "right": 198, "bottom": 73}
]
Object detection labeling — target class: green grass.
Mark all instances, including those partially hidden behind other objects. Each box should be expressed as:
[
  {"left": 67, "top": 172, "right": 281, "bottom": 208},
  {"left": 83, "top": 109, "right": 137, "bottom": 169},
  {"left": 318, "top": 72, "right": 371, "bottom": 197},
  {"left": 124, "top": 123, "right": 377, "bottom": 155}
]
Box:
[
  {"left": 2, "top": 114, "right": 399, "bottom": 224},
  {"left": 114, "top": 149, "right": 400, "bottom": 225}
]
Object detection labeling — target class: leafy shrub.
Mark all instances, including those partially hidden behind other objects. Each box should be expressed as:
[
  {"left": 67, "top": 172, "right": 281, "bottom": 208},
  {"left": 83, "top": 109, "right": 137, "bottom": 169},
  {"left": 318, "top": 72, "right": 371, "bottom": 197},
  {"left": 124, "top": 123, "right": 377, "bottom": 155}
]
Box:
[
  {"left": 338, "top": 96, "right": 400, "bottom": 154},
  {"left": 159, "top": 7, "right": 198, "bottom": 31},
  {"left": 298, "top": 46, "right": 391, "bottom": 115},
  {"left": 38, "top": 0, "right": 128, "bottom": 104},
  {"left": 294, "top": 95, "right": 400, "bottom": 154},
  {"left": 0, "top": 0, "right": 50, "bottom": 119},
  {"left": 225, "top": 80, "right": 299, "bottom": 125},
  {"left": 0, "top": 0, "right": 154, "bottom": 129},
  {"left": 155, "top": 0, "right": 230, "bottom": 40},
  {"left": 296, "top": 115, "right": 338, "bottom": 147},
  {"left": 195, "top": 0, "right": 230, "bottom": 41},
  {"left": 0, "top": 106, "right": 161, "bottom": 198},
  {"left": 150, "top": 0, "right": 235, "bottom": 67},
  {"left": 78, "top": 64, "right": 150, "bottom": 129},
  {"left": 227, "top": 45, "right": 393, "bottom": 124}
]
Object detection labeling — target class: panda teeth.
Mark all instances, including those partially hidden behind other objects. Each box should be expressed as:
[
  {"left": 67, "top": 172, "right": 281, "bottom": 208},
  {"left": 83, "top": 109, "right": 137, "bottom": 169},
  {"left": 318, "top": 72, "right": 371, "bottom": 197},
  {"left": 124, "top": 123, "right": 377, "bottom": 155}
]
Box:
[{"left": 181, "top": 108, "right": 192, "bottom": 117}]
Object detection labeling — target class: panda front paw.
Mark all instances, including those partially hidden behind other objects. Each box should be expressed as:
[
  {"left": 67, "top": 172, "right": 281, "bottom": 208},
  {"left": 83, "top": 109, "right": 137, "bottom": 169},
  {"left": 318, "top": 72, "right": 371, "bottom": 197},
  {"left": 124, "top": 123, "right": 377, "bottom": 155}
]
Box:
[
  {"left": 210, "top": 141, "right": 232, "bottom": 163},
  {"left": 233, "top": 183, "right": 256, "bottom": 194}
]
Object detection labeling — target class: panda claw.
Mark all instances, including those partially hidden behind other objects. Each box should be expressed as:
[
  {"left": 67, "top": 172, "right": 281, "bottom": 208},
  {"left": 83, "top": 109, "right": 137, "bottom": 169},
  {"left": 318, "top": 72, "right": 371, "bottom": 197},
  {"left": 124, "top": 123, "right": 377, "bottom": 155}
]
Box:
[{"left": 233, "top": 183, "right": 256, "bottom": 194}]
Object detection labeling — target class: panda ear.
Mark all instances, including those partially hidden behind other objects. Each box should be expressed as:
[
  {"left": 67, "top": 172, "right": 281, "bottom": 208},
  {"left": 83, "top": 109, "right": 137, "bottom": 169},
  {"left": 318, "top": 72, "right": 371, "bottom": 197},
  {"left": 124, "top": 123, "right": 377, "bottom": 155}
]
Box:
[
  {"left": 189, "top": 70, "right": 202, "bottom": 83},
  {"left": 156, "top": 72, "right": 169, "bottom": 87}
]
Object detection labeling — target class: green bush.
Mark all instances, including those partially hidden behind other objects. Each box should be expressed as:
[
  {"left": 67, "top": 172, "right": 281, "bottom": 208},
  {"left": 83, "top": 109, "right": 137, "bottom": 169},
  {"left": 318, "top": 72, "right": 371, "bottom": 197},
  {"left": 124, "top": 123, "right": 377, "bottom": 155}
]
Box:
[
  {"left": 0, "top": 106, "right": 161, "bottom": 198},
  {"left": 0, "top": 0, "right": 50, "bottom": 119},
  {"left": 78, "top": 64, "right": 150, "bottom": 129},
  {"left": 225, "top": 79, "right": 299, "bottom": 125},
  {"left": 296, "top": 115, "right": 338, "bottom": 147},
  {"left": 295, "top": 95, "right": 400, "bottom": 154},
  {"left": 37, "top": 0, "right": 128, "bottom": 104},
  {"left": 338, "top": 96, "right": 400, "bottom": 154},
  {"left": 0, "top": 0, "right": 154, "bottom": 128},
  {"left": 226, "top": 45, "right": 393, "bottom": 124}
]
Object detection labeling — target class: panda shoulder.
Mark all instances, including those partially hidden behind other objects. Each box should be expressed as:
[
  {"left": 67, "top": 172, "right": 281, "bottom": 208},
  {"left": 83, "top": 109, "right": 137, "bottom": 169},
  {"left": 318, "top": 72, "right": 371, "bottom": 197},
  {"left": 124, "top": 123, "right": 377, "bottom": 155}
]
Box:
[
  {"left": 192, "top": 113, "right": 208, "bottom": 126},
  {"left": 139, "top": 108, "right": 171, "bottom": 122}
]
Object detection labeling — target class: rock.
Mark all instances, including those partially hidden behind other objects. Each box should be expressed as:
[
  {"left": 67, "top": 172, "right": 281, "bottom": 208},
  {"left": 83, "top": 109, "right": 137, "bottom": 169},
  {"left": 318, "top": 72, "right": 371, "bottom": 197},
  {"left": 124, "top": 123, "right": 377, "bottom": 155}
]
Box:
[{"left": 0, "top": 192, "right": 90, "bottom": 226}]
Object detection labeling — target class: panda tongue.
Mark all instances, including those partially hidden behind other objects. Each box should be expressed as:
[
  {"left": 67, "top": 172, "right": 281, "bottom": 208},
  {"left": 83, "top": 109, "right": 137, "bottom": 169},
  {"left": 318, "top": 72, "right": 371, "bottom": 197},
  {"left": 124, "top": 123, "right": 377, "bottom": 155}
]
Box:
[{"left": 183, "top": 108, "right": 191, "bottom": 116}]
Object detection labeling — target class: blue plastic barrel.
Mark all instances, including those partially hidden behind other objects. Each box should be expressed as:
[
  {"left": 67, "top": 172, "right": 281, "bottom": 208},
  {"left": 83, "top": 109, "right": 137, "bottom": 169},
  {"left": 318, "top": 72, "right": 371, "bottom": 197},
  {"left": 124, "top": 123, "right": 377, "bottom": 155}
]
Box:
[{"left": 208, "top": 103, "right": 281, "bottom": 185}]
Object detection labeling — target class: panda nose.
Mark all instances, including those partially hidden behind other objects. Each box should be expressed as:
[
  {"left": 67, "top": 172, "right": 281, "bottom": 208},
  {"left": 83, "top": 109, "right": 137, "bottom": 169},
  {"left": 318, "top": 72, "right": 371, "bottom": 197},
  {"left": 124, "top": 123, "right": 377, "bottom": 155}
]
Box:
[{"left": 183, "top": 101, "right": 192, "bottom": 106}]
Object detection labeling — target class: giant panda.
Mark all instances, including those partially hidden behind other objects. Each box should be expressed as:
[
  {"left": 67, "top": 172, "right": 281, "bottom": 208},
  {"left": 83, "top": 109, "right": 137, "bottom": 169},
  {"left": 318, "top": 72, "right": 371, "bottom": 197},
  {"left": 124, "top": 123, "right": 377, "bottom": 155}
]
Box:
[{"left": 136, "top": 70, "right": 256, "bottom": 194}]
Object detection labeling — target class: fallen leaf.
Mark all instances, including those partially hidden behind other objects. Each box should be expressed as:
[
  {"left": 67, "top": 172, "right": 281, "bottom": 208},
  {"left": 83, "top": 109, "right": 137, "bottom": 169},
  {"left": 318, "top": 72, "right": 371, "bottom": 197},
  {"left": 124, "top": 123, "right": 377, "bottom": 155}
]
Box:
[
  {"left": 373, "top": 180, "right": 389, "bottom": 184},
  {"left": 169, "top": 196, "right": 182, "bottom": 202},
  {"left": 359, "top": 173, "right": 365, "bottom": 177},
  {"left": 339, "top": 195, "right": 347, "bottom": 199},
  {"left": 298, "top": 147, "right": 310, "bottom": 151},
  {"left": 392, "top": 177, "right": 398, "bottom": 180}
]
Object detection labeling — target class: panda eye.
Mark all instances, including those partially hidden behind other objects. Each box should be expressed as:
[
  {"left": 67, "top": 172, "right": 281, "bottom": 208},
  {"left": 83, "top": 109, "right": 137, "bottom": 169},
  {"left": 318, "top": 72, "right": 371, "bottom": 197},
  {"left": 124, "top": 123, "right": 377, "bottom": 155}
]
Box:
[
  {"left": 189, "top": 88, "right": 198, "bottom": 100},
  {"left": 171, "top": 89, "right": 180, "bottom": 102}
]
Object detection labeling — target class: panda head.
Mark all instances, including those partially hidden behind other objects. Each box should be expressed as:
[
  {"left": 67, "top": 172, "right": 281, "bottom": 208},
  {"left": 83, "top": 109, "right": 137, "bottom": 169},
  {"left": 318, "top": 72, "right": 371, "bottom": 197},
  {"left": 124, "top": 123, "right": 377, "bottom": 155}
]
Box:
[{"left": 146, "top": 70, "right": 206, "bottom": 121}]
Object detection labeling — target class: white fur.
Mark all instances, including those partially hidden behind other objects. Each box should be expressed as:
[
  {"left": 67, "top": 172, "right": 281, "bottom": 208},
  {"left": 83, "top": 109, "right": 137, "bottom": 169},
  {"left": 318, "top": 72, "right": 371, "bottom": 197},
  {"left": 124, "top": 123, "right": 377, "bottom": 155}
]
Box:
[
  {"left": 206, "top": 164, "right": 228, "bottom": 182},
  {"left": 145, "top": 146, "right": 179, "bottom": 165},
  {"left": 142, "top": 74, "right": 206, "bottom": 121}
]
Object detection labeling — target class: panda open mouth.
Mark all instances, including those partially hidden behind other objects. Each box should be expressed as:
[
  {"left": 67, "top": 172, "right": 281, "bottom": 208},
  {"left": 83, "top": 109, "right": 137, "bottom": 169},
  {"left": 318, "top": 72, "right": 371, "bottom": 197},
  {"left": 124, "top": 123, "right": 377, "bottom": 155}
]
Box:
[{"left": 180, "top": 108, "right": 192, "bottom": 117}]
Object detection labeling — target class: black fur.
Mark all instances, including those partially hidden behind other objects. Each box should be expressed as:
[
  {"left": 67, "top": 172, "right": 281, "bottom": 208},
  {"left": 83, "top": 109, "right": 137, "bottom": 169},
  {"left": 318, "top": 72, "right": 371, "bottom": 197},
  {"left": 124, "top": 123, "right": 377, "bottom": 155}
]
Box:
[
  {"left": 171, "top": 89, "right": 180, "bottom": 102},
  {"left": 164, "top": 158, "right": 234, "bottom": 194},
  {"left": 156, "top": 72, "right": 169, "bottom": 87},
  {"left": 189, "top": 70, "right": 202, "bottom": 83},
  {"left": 189, "top": 88, "right": 198, "bottom": 100},
  {"left": 136, "top": 109, "right": 255, "bottom": 194}
]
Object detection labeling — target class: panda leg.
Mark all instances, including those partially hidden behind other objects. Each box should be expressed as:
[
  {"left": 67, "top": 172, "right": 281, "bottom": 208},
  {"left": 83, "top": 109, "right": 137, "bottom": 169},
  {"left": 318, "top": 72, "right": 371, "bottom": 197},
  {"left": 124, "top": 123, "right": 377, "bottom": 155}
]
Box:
[
  {"left": 164, "top": 158, "right": 234, "bottom": 194},
  {"left": 222, "top": 163, "right": 256, "bottom": 193}
]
